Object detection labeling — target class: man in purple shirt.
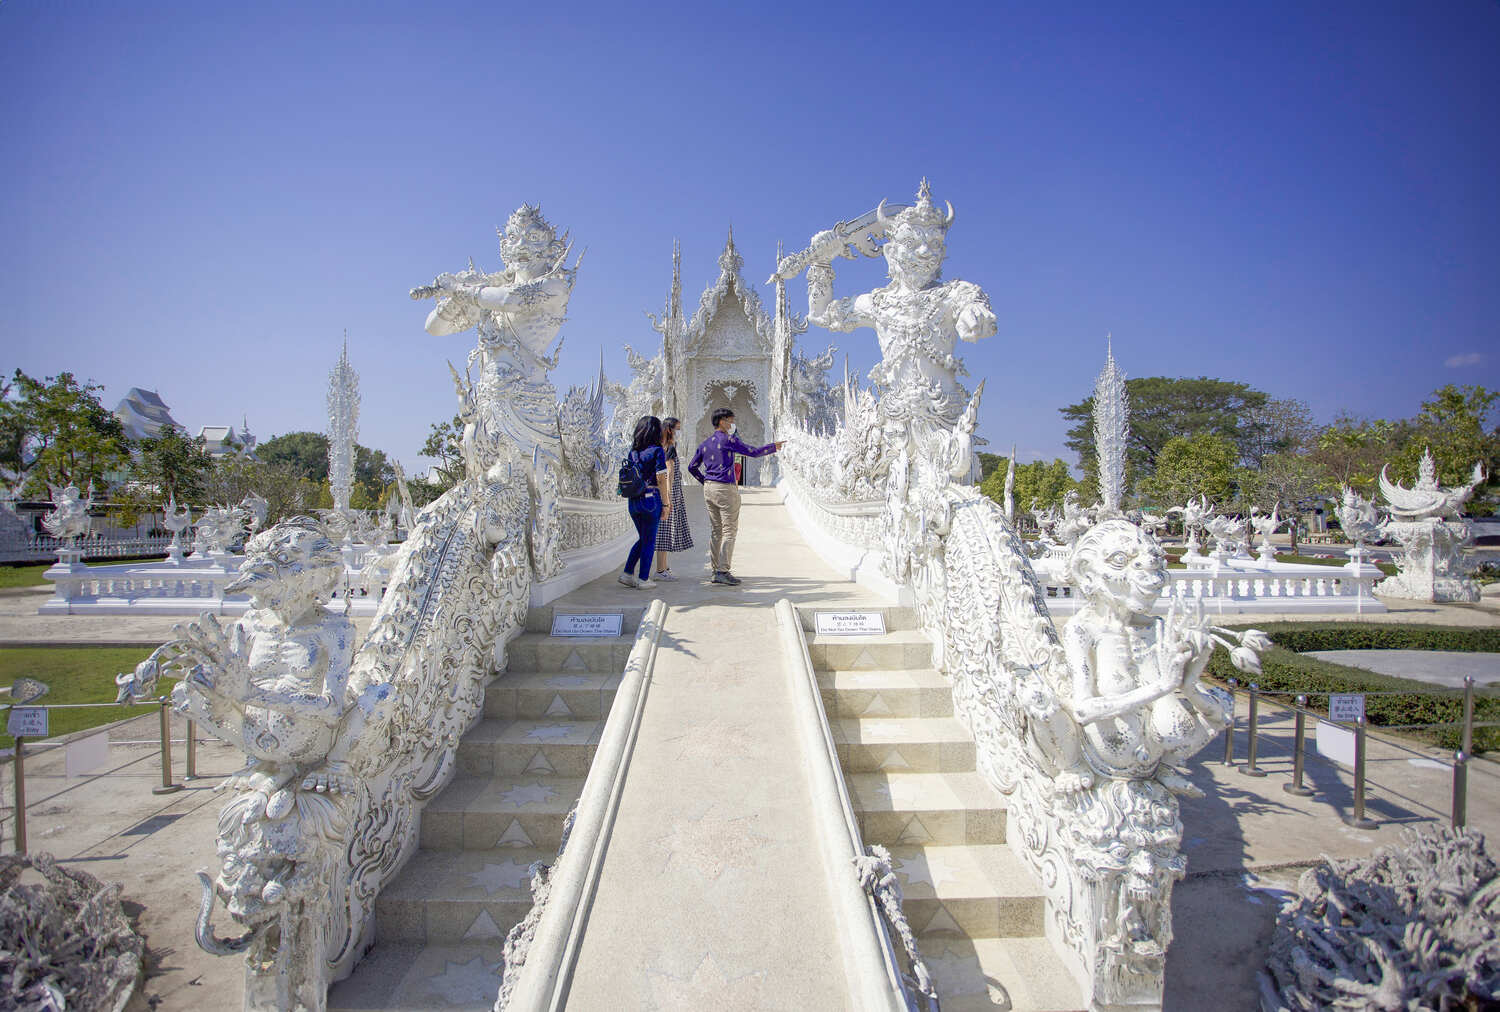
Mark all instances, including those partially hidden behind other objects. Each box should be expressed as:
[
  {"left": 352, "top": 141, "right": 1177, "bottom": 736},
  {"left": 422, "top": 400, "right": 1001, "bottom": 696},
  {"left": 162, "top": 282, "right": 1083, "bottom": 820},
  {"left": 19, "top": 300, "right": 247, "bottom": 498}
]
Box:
[{"left": 688, "top": 408, "right": 783, "bottom": 585}]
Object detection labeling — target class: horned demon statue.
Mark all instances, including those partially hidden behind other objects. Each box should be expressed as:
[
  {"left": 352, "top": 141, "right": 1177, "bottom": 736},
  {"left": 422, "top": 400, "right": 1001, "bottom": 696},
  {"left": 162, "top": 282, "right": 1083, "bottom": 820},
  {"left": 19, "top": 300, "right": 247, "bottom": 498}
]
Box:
[{"left": 776, "top": 181, "right": 1266, "bottom": 1010}]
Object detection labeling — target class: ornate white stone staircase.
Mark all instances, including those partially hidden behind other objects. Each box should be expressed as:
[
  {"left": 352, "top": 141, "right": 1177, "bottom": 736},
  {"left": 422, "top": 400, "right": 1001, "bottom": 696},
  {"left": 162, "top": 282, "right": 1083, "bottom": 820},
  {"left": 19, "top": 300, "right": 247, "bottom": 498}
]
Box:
[
  {"left": 805, "top": 606, "right": 1085, "bottom": 1012},
  {"left": 328, "top": 608, "right": 640, "bottom": 1012}
]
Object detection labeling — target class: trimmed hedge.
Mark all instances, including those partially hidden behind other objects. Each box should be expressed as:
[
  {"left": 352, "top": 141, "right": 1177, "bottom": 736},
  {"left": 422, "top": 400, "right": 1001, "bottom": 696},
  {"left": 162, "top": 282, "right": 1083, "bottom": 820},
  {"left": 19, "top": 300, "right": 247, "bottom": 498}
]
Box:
[{"left": 1205, "top": 624, "right": 1500, "bottom": 753}]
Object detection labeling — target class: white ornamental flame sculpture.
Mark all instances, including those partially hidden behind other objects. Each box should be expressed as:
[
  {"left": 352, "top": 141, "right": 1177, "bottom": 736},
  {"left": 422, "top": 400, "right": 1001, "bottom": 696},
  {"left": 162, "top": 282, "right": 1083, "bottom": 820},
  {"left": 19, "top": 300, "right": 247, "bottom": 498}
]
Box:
[
  {"left": 42, "top": 481, "right": 93, "bottom": 557},
  {"left": 326, "top": 336, "right": 360, "bottom": 515},
  {"left": 777, "top": 180, "right": 1267, "bottom": 1009},
  {"left": 1093, "top": 339, "right": 1129, "bottom": 516},
  {"left": 1375, "top": 448, "right": 1485, "bottom": 603}
]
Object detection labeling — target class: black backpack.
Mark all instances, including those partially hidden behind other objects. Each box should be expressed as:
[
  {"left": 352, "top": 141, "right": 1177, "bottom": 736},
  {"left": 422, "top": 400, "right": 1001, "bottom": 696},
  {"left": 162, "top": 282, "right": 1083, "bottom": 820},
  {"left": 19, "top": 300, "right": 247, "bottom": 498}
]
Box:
[{"left": 616, "top": 452, "right": 650, "bottom": 499}]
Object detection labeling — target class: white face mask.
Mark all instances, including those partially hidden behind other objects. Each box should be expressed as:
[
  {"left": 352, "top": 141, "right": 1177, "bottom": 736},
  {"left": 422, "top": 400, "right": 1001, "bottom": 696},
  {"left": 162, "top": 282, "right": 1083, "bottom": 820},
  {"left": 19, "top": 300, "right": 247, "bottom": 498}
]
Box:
[{"left": 728, "top": 423, "right": 737, "bottom": 435}]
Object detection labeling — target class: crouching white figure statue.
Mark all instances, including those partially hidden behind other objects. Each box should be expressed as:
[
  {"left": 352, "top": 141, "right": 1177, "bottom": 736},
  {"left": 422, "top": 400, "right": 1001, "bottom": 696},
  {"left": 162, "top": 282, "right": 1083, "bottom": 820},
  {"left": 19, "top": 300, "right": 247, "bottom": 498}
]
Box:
[{"left": 120, "top": 472, "right": 532, "bottom": 1010}]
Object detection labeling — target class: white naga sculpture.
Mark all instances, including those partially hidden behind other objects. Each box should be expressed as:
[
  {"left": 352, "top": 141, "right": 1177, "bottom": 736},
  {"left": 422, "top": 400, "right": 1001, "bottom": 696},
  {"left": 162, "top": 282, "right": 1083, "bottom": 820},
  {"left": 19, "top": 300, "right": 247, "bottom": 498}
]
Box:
[
  {"left": 1376, "top": 449, "right": 1485, "bottom": 602},
  {"left": 1248, "top": 504, "right": 1282, "bottom": 561},
  {"left": 777, "top": 181, "right": 1266, "bottom": 1009},
  {"left": 42, "top": 482, "right": 93, "bottom": 545},
  {"left": 193, "top": 504, "right": 247, "bottom": 557},
  {"left": 1333, "top": 486, "right": 1381, "bottom": 562}
]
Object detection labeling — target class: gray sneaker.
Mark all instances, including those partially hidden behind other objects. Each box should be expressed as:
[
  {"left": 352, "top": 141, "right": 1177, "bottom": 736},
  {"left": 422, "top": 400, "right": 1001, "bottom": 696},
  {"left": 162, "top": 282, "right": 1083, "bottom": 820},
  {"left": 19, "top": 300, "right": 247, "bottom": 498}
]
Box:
[
  {"left": 711, "top": 571, "right": 734, "bottom": 585},
  {"left": 617, "top": 572, "right": 638, "bottom": 588},
  {"left": 722, "top": 572, "right": 742, "bottom": 585},
  {"left": 654, "top": 569, "right": 678, "bottom": 582}
]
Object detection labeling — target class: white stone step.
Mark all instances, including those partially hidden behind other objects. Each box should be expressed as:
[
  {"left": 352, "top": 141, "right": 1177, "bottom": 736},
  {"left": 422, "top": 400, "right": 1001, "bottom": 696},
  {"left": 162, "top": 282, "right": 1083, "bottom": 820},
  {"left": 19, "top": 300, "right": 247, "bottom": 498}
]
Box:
[
  {"left": 503, "top": 632, "right": 634, "bottom": 674},
  {"left": 818, "top": 667, "right": 953, "bottom": 718},
  {"left": 833, "top": 716, "right": 975, "bottom": 773},
  {"left": 885, "top": 843, "right": 1045, "bottom": 940},
  {"left": 806, "top": 628, "right": 933, "bottom": 671},
  {"left": 455, "top": 718, "right": 602, "bottom": 779},
  {"left": 847, "top": 771, "right": 1007, "bottom": 845},
  {"left": 483, "top": 670, "right": 620, "bottom": 720},
  {"left": 919, "top": 936, "right": 1086, "bottom": 1011},
  {"left": 327, "top": 941, "right": 503, "bottom": 1011},
  {"left": 420, "top": 775, "right": 584, "bottom": 852},
  {"left": 376, "top": 846, "right": 551, "bottom": 943}
]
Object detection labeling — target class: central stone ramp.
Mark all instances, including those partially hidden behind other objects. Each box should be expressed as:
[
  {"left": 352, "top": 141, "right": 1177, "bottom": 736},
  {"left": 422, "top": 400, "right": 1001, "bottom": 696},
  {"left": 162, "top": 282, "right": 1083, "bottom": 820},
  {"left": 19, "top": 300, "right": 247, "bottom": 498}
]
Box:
[{"left": 559, "top": 486, "right": 888, "bottom": 1008}]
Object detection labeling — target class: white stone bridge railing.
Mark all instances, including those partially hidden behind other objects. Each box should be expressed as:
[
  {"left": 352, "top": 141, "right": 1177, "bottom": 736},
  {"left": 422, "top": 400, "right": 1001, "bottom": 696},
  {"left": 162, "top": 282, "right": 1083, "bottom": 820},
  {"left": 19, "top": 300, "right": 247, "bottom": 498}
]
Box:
[
  {"left": 38, "top": 497, "right": 633, "bottom": 616},
  {"left": 1, "top": 531, "right": 179, "bottom": 564},
  {"left": 1033, "top": 555, "right": 1387, "bottom": 616}
]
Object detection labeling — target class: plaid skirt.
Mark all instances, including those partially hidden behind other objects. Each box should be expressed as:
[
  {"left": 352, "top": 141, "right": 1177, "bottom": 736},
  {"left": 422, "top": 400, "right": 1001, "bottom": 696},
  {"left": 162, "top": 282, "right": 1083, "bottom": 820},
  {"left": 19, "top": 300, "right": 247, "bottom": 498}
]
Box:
[{"left": 657, "top": 462, "right": 694, "bottom": 552}]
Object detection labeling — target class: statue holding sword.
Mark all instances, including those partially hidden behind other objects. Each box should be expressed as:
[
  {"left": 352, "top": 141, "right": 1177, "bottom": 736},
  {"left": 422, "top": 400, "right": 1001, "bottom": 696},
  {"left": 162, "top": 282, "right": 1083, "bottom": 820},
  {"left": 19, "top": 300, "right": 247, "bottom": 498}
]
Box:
[{"left": 771, "top": 179, "right": 998, "bottom": 581}]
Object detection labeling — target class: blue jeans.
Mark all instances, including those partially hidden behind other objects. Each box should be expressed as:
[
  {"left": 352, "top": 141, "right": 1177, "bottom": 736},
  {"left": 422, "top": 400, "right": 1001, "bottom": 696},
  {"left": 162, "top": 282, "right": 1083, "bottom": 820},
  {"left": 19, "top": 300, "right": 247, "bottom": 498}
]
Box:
[{"left": 625, "top": 494, "right": 662, "bottom": 581}]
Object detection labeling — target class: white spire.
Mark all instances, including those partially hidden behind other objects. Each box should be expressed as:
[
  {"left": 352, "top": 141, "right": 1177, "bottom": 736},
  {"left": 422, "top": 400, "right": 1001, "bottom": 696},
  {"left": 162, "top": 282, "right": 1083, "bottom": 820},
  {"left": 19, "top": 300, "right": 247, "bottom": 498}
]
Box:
[
  {"left": 1093, "top": 335, "right": 1129, "bottom": 514},
  {"left": 327, "top": 333, "right": 361, "bottom": 513}
]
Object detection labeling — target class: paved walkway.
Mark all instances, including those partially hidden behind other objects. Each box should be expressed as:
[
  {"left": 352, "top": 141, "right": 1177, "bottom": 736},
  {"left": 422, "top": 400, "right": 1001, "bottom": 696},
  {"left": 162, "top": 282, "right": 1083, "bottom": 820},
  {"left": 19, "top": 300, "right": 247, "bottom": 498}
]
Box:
[
  {"left": 1306, "top": 649, "right": 1500, "bottom": 688},
  {"left": 565, "top": 486, "right": 882, "bottom": 1008}
]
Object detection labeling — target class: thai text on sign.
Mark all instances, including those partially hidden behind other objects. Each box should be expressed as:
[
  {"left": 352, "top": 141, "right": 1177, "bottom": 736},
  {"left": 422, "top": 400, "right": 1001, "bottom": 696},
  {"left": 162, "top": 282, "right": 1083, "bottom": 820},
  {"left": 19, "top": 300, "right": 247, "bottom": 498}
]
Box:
[
  {"left": 551, "top": 613, "right": 625, "bottom": 638},
  {"left": 815, "top": 611, "right": 886, "bottom": 636},
  {"left": 6, "top": 706, "right": 49, "bottom": 738}
]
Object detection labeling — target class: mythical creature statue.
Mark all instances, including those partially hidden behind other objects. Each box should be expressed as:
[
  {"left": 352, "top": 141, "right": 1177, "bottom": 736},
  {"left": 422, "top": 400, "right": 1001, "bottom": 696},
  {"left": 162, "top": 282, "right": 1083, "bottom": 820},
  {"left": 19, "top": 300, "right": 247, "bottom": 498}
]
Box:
[
  {"left": 1379, "top": 448, "right": 1486, "bottom": 521},
  {"left": 163, "top": 494, "right": 193, "bottom": 560},
  {"left": 603, "top": 344, "right": 663, "bottom": 459},
  {"left": 1204, "top": 513, "right": 1247, "bottom": 558},
  {"left": 779, "top": 178, "right": 997, "bottom": 581},
  {"left": 42, "top": 482, "right": 92, "bottom": 543},
  {"left": 1054, "top": 490, "right": 1094, "bottom": 547},
  {"left": 1375, "top": 449, "right": 1485, "bottom": 603},
  {"left": 788, "top": 345, "right": 841, "bottom": 435},
  {"left": 1171, "top": 495, "right": 1214, "bottom": 557},
  {"left": 1334, "top": 487, "right": 1381, "bottom": 550},
  {"left": 193, "top": 504, "right": 247, "bottom": 557},
  {"left": 412, "top": 204, "right": 583, "bottom": 477},
  {"left": 1248, "top": 504, "right": 1282, "bottom": 559},
  {"left": 241, "top": 493, "right": 269, "bottom": 540},
  {"left": 557, "top": 367, "right": 610, "bottom": 498}
]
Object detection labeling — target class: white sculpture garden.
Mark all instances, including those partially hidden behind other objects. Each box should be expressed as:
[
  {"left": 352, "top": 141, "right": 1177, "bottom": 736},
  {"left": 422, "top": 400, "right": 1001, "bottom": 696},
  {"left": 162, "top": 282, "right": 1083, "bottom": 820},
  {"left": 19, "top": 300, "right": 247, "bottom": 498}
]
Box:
[{"left": 47, "top": 183, "right": 1488, "bottom": 1012}]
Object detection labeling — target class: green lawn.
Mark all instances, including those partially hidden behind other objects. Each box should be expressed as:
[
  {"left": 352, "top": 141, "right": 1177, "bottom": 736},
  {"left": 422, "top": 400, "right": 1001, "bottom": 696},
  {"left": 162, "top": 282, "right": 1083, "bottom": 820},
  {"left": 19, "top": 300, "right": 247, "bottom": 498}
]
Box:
[{"left": 1, "top": 646, "right": 175, "bottom": 749}]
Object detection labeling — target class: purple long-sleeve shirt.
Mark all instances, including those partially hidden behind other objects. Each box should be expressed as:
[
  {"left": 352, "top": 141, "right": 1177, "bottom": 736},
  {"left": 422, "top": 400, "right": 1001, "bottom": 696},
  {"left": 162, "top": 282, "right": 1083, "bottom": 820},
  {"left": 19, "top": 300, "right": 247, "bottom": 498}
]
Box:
[{"left": 688, "top": 430, "right": 778, "bottom": 484}]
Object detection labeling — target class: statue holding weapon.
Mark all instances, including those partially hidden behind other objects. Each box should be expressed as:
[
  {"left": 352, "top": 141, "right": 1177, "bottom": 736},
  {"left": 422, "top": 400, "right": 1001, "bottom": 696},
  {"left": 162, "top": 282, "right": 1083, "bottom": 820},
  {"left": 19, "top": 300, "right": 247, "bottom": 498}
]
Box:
[{"left": 772, "top": 179, "right": 998, "bottom": 582}]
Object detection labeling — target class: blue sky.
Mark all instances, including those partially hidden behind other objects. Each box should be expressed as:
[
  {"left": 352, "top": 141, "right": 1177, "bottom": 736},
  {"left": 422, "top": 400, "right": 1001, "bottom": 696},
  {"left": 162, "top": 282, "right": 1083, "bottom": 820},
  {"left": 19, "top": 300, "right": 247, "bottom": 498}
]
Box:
[{"left": 3, "top": 2, "right": 1497, "bottom": 473}]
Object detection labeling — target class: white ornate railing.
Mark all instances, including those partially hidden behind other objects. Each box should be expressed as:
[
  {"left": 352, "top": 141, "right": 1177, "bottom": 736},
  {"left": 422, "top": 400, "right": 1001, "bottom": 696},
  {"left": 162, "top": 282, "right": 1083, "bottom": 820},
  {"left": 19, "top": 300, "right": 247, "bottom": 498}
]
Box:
[
  {"left": 0, "top": 532, "right": 178, "bottom": 563},
  {"left": 1033, "top": 558, "right": 1386, "bottom": 615}
]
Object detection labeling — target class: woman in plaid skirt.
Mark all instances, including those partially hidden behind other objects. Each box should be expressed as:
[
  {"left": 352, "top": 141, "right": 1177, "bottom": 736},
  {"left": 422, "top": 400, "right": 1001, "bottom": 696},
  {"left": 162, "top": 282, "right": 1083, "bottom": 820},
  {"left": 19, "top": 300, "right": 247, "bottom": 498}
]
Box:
[{"left": 653, "top": 417, "right": 694, "bottom": 580}]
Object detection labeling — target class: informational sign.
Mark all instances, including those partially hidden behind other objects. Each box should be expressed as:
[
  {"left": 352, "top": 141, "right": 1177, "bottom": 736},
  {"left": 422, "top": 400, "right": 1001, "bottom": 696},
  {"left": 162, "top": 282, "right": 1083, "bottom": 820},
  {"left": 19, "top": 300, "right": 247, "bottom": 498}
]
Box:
[
  {"left": 1329, "top": 693, "right": 1366, "bottom": 724},
  {"left": 1316, "top": 720, "right": 1356, "bottom": 766},
  {"left": 815, "top": 611, "right": 887, "bottom": 636},
  {"left": 551, "top": 613, "right": 624, "bottom": 638},
  {"left": 6, "top": 706, "right": 48, "bottom": 738}
]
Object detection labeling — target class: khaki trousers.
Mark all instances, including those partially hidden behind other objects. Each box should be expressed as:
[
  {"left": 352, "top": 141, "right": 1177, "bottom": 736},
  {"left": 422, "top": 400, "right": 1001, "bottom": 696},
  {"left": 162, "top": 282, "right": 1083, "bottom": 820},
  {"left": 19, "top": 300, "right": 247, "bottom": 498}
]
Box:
[{"left": 703, "top": 480, "right": 742, "bottom": 572}]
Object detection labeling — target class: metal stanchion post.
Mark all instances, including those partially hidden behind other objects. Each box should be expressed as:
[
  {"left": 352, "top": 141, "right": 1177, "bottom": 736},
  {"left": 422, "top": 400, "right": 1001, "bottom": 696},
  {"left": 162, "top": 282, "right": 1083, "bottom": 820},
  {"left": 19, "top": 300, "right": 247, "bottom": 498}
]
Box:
[
  {"left": 1222, "top": 678, "right": 1238, "bottom": 765},
  {"left": 12, "top": 736, "right": 26, "bottom": 853},
  {"left": 1341, "top": 716, "right": 1376, "bottom": 829},
  {"left": 1241, "top": 683, "right": 1266, "bottom": 777},
  {"left": 1461, "top": 676, "right": 1475, "bottom": 757},
  {"left": 1283, "top": 695, "right": 1314, "bottom": 796},
  {"left": 152, "top": 697, "right": 182, "bottom": 795},
  {"left": 1452, "top": 751, "right": 1468, "bottom": 829},
  {"left": 184, "top": 719, "right": 198, "bottom": 781}
]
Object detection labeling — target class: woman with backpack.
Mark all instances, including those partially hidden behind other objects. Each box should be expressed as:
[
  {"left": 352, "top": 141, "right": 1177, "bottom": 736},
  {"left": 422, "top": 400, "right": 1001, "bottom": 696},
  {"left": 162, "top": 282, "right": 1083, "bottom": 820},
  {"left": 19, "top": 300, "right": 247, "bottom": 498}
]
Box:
[{"left": 618, "top": 415, "right": 668, "bottom": 589}]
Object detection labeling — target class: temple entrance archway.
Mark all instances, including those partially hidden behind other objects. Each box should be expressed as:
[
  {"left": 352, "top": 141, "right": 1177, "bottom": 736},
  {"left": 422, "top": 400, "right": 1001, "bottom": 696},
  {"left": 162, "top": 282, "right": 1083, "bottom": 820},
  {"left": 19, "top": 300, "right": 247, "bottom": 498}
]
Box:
[{"left": 696, "top": 378, "right": 765, "bottom": 485}]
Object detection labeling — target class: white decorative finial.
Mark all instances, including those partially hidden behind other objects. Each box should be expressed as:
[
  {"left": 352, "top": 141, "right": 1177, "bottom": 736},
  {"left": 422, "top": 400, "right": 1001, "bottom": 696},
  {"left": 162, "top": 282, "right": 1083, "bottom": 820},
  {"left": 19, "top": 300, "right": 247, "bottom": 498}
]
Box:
[{"left": 1093, "top": 337, "right": 1129, "bottom": 514}]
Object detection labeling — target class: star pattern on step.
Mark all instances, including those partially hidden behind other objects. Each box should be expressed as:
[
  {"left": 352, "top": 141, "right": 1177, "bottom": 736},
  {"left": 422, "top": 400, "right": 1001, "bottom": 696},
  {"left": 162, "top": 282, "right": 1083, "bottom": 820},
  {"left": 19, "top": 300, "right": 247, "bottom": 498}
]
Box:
[
  {"left": 523, "top": 723, "right": 574, "bottom": 742},
  {"left": 894, "top": 851, "right": 962, "bottom": 890},
  {"left": 500, "top": 783, "right": 558, "bottom": 807},
  {"left": 468, "top": 859, "right": 532, "bottom": 895},
  {"left": 645, "top": 952, "right": 775, "bottom": 1008},
  {"left": 652, "top": 814, "right": 771, "bottom": 882},
  {"left": 415, "top": 955, "right": 502, "bottom": 1006}
]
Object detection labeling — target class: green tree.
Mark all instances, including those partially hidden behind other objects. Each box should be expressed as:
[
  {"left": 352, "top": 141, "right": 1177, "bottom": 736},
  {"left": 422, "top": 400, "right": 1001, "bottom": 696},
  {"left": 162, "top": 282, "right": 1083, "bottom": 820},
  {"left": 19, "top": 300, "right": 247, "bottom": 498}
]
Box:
[
  {"left": 1307, "top": 414, "right": 1408, "bottom": 496},
  {"left": 981, "top": 458, "right": 1079, "bottom": 513},
  {"left": 976, "top": 452, "right": 1005, "bottom": 484},
  {"left": 354, "top": 445, "right": 396, "bottom": 506},
  {"left": 1061, "top": 377, "right": 1270, "bottom": 494},
  {"left": 421, "top": 416, "right": 465, "bottom": 489},
  {"left": 1391, "top": 385, "right": 1499, "bottom": 513},
  {"left": 1136, "top": 433, "right": 1238, "bottom": 508},
  {"left": 1240, "top": 398, "right": 1318, "bottom": 467},
  {"left": 1238, "top": 451, "right": 1325, "bottom": 550},
  {"left": 131, "top": 428, "right": 216, "bottom": 502},
  {"left": 258, "top": 431, "right": 331, "bottom": 482},
  {"left": 203, "top": 459, "right": 320, "bottom": 525},
  {"left": 0, "top": 370, "right": 132, "bottom": 496}
]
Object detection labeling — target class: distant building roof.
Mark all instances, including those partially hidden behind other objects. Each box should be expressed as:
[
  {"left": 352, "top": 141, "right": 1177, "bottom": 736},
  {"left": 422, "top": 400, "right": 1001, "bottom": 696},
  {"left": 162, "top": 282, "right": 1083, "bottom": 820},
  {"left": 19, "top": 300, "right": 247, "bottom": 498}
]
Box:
[
  {"left": 114, "top": 388, "right": 184, "bottom": 441},
  {"left": 198, "top": 424, "right": 258, "bottom": 460}
]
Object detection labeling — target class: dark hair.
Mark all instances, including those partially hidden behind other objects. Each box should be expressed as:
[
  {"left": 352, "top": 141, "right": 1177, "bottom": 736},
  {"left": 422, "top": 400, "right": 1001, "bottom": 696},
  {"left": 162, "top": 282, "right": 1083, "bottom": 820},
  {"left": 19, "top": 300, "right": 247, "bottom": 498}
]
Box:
[
  {"left": 662, "top": 417, "right": 680, "bottom": 443},
  {"left": 631, "top": 415, "right": 663, "bottom": 453},
  {"left": 711, "top": 408, "right": 735, "bottom": 428}
]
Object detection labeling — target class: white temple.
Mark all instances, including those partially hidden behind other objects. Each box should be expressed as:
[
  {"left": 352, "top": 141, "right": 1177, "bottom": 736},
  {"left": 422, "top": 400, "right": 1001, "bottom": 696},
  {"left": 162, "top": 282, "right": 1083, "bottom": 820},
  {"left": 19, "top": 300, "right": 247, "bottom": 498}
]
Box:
[{"left": 114, "top": 388, "right": 183, "bottom": 441}]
